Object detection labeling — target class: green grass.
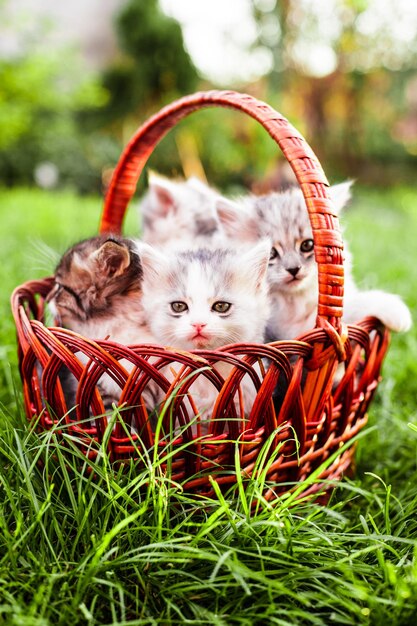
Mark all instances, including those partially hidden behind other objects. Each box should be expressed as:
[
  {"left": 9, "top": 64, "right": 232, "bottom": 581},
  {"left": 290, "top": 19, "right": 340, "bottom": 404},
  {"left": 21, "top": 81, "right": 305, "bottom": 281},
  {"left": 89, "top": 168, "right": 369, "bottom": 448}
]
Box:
[{"left": 1, "top": 185, "right": 417, "bottom": 625}]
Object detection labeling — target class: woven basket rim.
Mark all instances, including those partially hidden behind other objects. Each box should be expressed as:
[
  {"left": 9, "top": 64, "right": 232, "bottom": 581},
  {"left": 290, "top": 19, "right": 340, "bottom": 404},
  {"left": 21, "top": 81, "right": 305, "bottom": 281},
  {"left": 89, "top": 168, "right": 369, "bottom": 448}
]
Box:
[{"left": 8, "top": 91, "right": 393, "bottom": 498}]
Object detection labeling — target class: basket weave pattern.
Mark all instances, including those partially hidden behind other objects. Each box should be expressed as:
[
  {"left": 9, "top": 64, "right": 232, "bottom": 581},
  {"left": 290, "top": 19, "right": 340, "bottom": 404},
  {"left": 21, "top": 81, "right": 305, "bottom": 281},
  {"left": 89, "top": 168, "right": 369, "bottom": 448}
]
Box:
[{"left": 11, "top": 91, "right": 390, "bottom": 497}]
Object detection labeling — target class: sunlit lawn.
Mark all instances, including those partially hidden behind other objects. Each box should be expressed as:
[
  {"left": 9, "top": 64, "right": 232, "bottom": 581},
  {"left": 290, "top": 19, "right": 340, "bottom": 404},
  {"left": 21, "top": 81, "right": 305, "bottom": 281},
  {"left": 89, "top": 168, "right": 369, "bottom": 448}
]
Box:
[{"left": 0, "top": 184, "right": 416, "bottom": 625}]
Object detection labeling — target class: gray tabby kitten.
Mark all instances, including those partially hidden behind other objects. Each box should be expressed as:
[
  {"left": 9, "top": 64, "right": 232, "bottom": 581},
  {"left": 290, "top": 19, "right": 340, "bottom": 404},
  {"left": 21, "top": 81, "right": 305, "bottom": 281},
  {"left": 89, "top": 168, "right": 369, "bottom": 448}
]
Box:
[
  {"left": 47, "top": 235, "right": 158, "bottom": 409},
  {"left": 216, "top": 182, "right": 412, "bottom": 340},
  {"left": 140, "top": 171, "right": 223, "bottom": 249},
  {"left": 136, "top": 241, "right": 271, "bottom": 422}
]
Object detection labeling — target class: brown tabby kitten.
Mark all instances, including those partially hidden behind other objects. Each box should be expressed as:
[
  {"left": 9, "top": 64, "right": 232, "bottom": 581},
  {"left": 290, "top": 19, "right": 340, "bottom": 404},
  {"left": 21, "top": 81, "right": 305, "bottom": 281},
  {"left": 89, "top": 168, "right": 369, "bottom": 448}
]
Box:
[{"left": 47, "top": 235, "right": 158, "bottom": 411}]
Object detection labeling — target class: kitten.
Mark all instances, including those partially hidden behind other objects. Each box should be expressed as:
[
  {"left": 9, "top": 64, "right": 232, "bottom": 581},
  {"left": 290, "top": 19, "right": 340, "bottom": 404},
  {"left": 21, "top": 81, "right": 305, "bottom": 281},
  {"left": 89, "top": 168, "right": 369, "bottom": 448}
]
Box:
[
  {"left": 137, "top": 241, "right": 271, "bottom": 428},
  {"left": 47, "top": 235, "right": 158, "bottom": 410},
  {"left": 216, "top": 182, "right": 412, "bottom": 340},
  {"left": 140, "top": 171, "right": 223, "bottom": 249}
]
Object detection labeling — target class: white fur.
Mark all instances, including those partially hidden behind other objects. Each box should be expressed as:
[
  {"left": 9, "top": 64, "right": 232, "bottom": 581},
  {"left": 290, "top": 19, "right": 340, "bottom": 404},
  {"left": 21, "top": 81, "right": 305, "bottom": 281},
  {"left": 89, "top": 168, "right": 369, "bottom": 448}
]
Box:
[
  {"left": 136, "top": 241, "right": 271, "bottom": 425},
  {"left": 139, "top": 171, "right": 225, "bottom": 250},
  {"left": 137, "top": 241, "right": 270, "bottom": 349}
]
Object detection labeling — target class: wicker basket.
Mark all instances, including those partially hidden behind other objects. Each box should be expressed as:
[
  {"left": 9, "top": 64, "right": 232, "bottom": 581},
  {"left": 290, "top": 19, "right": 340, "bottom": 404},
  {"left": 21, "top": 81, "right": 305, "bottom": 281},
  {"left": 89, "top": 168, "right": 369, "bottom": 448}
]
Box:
[{"left": 11, "top": 91, "right": 390, "bottom": 499}]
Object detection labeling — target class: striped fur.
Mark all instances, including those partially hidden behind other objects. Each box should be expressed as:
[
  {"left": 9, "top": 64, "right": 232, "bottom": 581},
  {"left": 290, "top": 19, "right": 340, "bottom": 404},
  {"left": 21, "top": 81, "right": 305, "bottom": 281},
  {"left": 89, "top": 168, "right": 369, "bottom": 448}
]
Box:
[
  {"left": 216, "top": 182, "right": 411, "bottom": 338},
  {"left": 47, "top": 235, "right": 158, "bottom": 412}
]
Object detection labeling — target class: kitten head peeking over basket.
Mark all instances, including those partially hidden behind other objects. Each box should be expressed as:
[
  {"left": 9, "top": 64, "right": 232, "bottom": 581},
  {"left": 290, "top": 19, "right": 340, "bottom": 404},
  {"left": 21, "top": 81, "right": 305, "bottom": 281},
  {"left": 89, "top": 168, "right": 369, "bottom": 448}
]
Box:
[
  {"left": 137, "top": 241, "right": 271, "bottom": 351},
  {"left": 47, "top": 235, "right": 155, "bottom": 345},
  {"left": 216, "top": 181, "right": 412, "bottom": 339},
  {"left": 140, "top": 171, "right": 222, "bottom": 249},
  {"left": 215, "top": 184, "right": 354, "bottom": 296}
]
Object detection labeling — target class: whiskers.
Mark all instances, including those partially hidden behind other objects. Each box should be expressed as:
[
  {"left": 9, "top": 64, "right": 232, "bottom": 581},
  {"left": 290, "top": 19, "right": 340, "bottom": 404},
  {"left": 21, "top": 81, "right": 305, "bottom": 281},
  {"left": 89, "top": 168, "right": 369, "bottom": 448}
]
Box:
[
  {"left": 25, "top": 239, "right": 61, "bottom": 274},
  {"left": 214, "top": 328, "right": 246, "bottom": 345}
]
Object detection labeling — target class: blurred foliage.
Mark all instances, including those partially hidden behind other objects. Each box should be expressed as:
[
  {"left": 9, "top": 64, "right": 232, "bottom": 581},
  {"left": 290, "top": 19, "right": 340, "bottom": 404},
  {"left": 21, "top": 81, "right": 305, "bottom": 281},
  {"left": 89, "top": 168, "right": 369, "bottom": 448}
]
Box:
[
  {"left": 87, "top": 0, "right": 199, "bottom": 131},
  {"left": 0, "top": 0, "right": 199, "bottom": 192},
  {"left": 0, "top": 49, "right": 118, "bottom": 192},
  {"left": 0, "top": 0, "right": 417, "bottom": 193},
  {"left": 119, "top": 0, "right": 417, "bottom": 192},
  {"left": 248, "top": 0, "right": 417, "bottom": 185}
]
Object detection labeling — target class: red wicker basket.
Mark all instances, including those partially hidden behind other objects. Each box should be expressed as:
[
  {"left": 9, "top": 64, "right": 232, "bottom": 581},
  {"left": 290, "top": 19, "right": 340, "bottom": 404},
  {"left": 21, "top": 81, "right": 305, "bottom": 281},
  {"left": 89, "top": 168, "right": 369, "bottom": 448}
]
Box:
[{"left": 11, "top": 91, "right": 390, "bottom": 499}]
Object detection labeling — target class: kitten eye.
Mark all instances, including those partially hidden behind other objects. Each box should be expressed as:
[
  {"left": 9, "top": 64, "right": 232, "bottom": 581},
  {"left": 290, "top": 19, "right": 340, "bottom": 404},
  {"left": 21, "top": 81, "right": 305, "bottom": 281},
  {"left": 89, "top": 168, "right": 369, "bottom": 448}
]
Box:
[
  {"left": 212, "top": 301, "right": 232, "bottom": 314},
  {"left": 269, "top": 247, "right": 279, "bottom": 260},
  {"left": 170, "top": 301, "right": 188, "bottom": 313},
  {"left": 55, "top": 283, "right": 84, "bottom": 310},
  {"left": 300, "top": 239, "right": 314, "bottom": 253}
]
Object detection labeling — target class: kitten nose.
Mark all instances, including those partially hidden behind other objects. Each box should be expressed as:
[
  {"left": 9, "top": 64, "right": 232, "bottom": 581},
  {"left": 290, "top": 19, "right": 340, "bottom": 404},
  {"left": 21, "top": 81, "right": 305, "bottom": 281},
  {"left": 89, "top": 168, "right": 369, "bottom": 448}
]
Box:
[
  {"left": 287, "top": 266, "right": 301, "bottom": 277},
  {"left": 192, "top": 323, "right": 207, "bottom": 333}
]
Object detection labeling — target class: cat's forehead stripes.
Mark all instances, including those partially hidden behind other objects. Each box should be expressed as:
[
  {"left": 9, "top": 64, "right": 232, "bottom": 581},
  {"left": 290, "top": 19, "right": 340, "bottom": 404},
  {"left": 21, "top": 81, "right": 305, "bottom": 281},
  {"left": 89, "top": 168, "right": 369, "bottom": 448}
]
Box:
[
  {"left": 165, "top": 248, "right": 234, "bottom": 295},
  {"left": 194, "top": 215, "right": 218, "bottom": 236},
  {"left": 178, "top": 248, "right": 230, "bottom": 264},
  {"left": 254, "top": 189, "right": 312, "bottom": 245}
]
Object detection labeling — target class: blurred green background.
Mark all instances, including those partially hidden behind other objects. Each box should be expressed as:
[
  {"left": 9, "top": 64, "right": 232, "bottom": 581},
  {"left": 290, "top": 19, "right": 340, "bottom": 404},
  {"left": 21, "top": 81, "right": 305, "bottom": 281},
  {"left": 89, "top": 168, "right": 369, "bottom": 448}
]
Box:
[
  {"left": 1, "top": 0, "right": 417, "bottom": 195},
  {"left": 1, "top": 5, "right": 417, "bottom": 623}
]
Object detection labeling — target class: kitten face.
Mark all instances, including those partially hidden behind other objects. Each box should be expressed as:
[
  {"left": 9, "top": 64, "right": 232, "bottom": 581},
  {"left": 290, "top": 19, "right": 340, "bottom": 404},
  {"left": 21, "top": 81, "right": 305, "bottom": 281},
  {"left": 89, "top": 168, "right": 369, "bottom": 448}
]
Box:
[
  {"left": 140, "top": 172, "right": 221, "bottom": 249},
  {"left": 47, "top": 235, "right": 142, "bottom": 326},
  {"left": 138, "top": 242, "right": 271, "bottom": 350},
  {"left": 255, "top": 190, "right": 317, "bottom": 294},
  {"left": 216, "top": 182, "right": 353, "bottom": 295}
]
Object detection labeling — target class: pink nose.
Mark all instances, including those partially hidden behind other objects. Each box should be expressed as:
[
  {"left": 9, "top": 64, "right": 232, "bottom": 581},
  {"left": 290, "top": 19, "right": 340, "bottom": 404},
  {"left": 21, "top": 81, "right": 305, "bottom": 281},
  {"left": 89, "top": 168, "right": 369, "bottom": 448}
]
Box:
[{"left": 192, "top": 323, "right": 207, "bottom": 333}]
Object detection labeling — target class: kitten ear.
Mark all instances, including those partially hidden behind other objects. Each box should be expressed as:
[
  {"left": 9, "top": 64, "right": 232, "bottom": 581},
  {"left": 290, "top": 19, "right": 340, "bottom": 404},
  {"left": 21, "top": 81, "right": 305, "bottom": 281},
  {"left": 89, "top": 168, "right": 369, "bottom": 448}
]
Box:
[
  {"left": 216, "top": 197, "right": 257, "bottom": 240},
  {"left": 147, "top": 171, "right": 178, "bottom": 216},
  {"left": 329, "top": 180, "right": 354, "bottom": 214},
  {"left": 239, "top": 239, "right": 271, "bottom": 289},
  {"left": 136, "top": 242, "right": 169, "bottom": 282},
  {"left": 91, "top": 241, "right": 131, "bottom": 278}
]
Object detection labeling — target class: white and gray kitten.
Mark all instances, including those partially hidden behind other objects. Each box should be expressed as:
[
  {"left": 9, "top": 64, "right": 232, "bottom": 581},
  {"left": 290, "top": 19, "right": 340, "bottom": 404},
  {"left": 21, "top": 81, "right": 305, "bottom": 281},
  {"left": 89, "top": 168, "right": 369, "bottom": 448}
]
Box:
[
  {"left": 216, "top": 183, "right": 412, "bottom": 340},
  {"left": 47, "top": 235, "right": 158, "bottom": 410},
  {"left": 140, "top": 171, "right": 223, "bottom": 250},
  {"left": 137, "top": 241, "right": 271, "bottom": 424}
]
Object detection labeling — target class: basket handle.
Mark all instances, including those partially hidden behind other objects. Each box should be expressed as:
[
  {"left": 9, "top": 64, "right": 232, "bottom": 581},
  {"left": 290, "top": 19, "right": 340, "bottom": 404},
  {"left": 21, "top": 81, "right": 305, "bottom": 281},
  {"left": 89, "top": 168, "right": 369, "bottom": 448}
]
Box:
[{"left": 100, "top": 90, "right": 344, "bottom": 332}]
